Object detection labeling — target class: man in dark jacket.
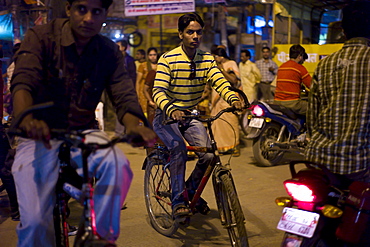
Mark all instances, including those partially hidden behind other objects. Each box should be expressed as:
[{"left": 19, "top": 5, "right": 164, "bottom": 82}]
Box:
[{"left": 10, "top": 0, "right": 156, "bottom": 246}]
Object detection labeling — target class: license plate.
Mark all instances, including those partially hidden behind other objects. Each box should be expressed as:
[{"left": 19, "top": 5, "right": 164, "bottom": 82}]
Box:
[
  {"left": 277, "top": 207, "right": 320, "bottom": 238},
  {"left": 248, "top": 118, "right": 264, "bottom": 128}
]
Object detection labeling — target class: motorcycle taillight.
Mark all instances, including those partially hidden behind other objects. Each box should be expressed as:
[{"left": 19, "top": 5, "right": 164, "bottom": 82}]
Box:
[
  {"left": 251, "top": 105, "right": 264, "bottom": 116},
  {"left": 284, "top": 181, "right": 316, "bottom": 202}
]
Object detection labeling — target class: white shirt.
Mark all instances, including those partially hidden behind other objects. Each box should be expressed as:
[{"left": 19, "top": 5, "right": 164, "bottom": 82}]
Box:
[{"left": 239, "top": 60, "right": 261, "bottom": 103}]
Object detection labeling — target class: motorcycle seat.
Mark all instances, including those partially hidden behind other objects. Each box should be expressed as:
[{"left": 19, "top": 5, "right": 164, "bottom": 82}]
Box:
[{"left": 269, "top": 104, "right": 300, "bottom": 120}]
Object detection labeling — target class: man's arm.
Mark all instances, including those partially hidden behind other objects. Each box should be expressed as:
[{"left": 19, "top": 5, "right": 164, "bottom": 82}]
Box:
[
  {"left": 152, "top": 55, "right": 175, "bottom": 116},
  {"left": 13, "top": 89, "right": 51, "bottom": 148},
  {"left": 208, "top": 60, "right": 240, "bottom": 106},
  {"left": 252, "top": 63, "right": 262, "bottom": 82},
  {"left": 271, "top": 61, "right": 278, "bottom": 75},
  {"left": 301, "top": 67, "right": 312, "bottom": 89},
  {"left": 11, "top": 27, "right": 51, "bottom": 147},
  {"left": 108, "top": 47, "right": 156, "bottom": 146},
  {"left": 306, "top": 74, "right": 319, "bottom": 138}
]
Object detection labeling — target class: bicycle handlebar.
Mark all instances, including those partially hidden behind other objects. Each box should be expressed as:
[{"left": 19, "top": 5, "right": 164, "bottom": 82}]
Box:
[
  {"left": 8, "top": 102, "right": 145, "bottom": 148},
  {"left": 162, "top": 87, "right": 250, "bottom": 125}
]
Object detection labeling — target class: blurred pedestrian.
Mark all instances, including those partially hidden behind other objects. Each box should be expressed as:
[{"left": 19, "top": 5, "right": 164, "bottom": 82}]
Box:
[
  {"left": 116, "top": 40, "right": 136, "bottom": 86},
  {"left": 140, "top": 47, "right": 158, "bottom": 121},
  {"left": 255, "top": 47, "right": 278, "bottom": 102},
  {"left": 211, "top": 47, "right": 241, "bottom": 156},
  {"left": 137, "top": 47, "right": 158, "bottom": 117},
  {"left": 114, "top": 39, "right": 137, "bottom": 135},
  {"left": 239, "top": 49, "right": 261, "bottom": 103},
  {"left": 135, "top": 49, "right": 146, "bottom": 73},
  {"left": 0, "top": 43, "right": 19, "bottom": 222}
]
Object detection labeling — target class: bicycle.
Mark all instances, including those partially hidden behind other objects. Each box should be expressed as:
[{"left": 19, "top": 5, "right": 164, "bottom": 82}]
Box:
[
  {"left": 9, "top": 102, "right": 144, "bottom": 247},
  {"left": 143, "top": 88, "right": 250, "bottom": 247}
]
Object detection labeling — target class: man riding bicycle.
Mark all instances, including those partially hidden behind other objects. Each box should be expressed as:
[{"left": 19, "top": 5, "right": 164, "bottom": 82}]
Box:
[
  {"left": 152, "top": 13, "right": 243, "bottom": 219},
  {"left": 10, "top": 0, "right": 156, "bottom": 246}
]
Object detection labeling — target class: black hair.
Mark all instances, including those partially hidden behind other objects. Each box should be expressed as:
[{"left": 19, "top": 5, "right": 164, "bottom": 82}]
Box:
[
  {"left": 137, "top": 49, "right": 146, "bottom": 58},
  {"left": 241, "top": 49, "right": 251, "bottom": 57},
  {"left": 342, "top": 1, "right": 370, "bottom": 39},
  {"left": 116, "top": 40, "right": 128, "bottom": 50},
  {"left": 289, "top": 44, "right": 306, "bottom": 59},
  {"left": 147, "top": 47, "right": 158, "bottom": 54},
  {"left": 67, "top": 0, "right": 113, "bottom": 10},
  {"left": 178, "top": 13, "right": 204, "bottom": 32},
  {"left": 210, "top": 44, "right": 218, "bottom": 55},
  {"left": 214, "top": 47, "right": 230, "bottom": 60},
  {"left": 262, "top": 47, "right": 270, "bottom": 52}
]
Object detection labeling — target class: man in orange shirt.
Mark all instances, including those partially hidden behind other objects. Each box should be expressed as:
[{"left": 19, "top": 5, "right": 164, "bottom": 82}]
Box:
[{"left": 274, "top": 44, "right": 311, "bottom": 115}]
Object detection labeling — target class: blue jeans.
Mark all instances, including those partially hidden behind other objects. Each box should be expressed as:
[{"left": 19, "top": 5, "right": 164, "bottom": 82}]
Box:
[
  {"left": 153, "top": 109, "right": 215, "bottom": 208},
  {"left": 12, "top": 130, "right": 133, "bottom": 247}
]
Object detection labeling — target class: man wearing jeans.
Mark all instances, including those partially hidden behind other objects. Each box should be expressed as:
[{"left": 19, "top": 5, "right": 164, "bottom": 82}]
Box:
[
  {"left": 152, "top": 13, "right": 242, "bottom": 218},
  {"left": 10, "top": 0, "right": 156, "bottom": 246}
]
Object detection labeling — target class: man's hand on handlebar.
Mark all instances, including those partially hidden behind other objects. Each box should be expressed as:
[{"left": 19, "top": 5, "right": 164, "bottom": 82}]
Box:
[
  {"left": 171, "top": 110, "right": 186, "bottom": 122},
  {"left": 232, "top": 101, "right": 244, "bottom": 111},
  {"left": 20, "top": 118, "right": 51, "bottom": 149}
]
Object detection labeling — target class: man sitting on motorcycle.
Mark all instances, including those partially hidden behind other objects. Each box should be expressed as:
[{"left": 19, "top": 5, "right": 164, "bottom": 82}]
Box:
[
  {"left": 273, "top": 44, "right": 311, "bottom": 116},
  {"left": 305, "top": 1, "right": 370, "bottom": 183}
]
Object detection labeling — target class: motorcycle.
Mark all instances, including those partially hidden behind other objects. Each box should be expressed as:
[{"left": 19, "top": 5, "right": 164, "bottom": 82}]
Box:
[
  {"left": 275, "top": 161, "right": 370, "bottom": 247},
  {"left": 245, "top": 100, "right": 306, "bottom": 167}
]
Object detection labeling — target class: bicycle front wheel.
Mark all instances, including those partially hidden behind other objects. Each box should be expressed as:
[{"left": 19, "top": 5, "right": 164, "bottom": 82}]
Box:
[
  {"left": 144, "top": 155, "right": 179, "bottom": 236},
  {"left": 218, "top": 172, "right": 249, "bottom": 247}
]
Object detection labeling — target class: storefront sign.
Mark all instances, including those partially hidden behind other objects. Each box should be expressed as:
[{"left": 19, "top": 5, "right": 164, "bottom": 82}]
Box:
[
  {"left": 273, "top": 44, "right": 343, "bottom": 75},
  {"left": 125, "top": 0, "right": 195, "bottom": 16}
]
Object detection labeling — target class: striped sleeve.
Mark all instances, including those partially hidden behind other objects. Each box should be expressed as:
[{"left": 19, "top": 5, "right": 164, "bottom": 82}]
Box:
[{"left": 153, "top": 55, "right": 175, "bottom": 115}]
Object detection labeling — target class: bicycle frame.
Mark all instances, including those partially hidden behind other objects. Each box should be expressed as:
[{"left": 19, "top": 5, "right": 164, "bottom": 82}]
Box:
[{"left": 185, "top": 120, "right": 223, "bottom": 213}]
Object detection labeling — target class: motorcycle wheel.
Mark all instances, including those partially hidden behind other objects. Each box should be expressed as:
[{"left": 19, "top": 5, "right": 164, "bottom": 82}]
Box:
[{"left": 252, "top": 122, "right": 286, "bottom": 167}]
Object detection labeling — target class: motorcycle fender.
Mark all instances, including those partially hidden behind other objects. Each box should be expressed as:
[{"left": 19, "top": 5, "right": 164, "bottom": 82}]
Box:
[{"left": 246, "top": 127, "right": 264, "bottom": 139}]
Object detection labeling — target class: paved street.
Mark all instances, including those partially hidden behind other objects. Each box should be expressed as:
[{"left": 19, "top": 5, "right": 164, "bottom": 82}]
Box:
[{"left": 0, "top": 133, "right": 303, "bottom": 247}]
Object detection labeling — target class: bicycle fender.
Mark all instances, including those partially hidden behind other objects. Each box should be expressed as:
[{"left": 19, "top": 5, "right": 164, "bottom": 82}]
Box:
[
  {"left": 142, "top": 156, "right": 148, "bottom": 170},
  {"left": 142, "top": 151, "right": 169, "bottom": 170}
]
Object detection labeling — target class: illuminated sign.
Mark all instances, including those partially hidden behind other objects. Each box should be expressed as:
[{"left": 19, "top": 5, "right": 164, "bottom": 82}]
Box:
[{"left": 125, "top": 0, "right": 195, "bottom": 16}]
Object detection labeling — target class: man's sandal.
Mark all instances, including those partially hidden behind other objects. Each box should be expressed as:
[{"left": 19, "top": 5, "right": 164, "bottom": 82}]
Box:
[{"left": 173, "top": 204, "right": 191, "bottom": 220}]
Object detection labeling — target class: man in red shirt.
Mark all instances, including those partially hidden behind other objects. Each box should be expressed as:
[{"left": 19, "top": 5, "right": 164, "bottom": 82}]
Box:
[{"left": 274, "top": 44, "right": 311, "bottom": 115}]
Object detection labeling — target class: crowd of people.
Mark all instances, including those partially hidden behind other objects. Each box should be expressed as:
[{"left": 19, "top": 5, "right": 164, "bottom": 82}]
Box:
[{"left": 0, "top": 0, "right": 369, "bottom": 245}]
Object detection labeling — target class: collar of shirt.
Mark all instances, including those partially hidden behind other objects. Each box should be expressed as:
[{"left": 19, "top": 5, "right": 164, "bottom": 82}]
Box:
[
  {"left": 180, "top": 46, "right": 199, "bottom": 61},
  {"left": 343, "top": 37, "right": 370, "bottom": 48},
  {"left": 61, "top": 20, "right": 75, "bottom": 47}
]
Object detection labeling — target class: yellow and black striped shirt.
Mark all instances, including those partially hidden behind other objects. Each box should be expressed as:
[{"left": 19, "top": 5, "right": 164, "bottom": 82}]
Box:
[{"left": 153, "top": 46, "right": 239, "bottom": 116}]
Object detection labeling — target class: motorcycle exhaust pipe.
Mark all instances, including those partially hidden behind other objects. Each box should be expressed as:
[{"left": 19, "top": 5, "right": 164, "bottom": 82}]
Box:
[{"left": 268, "top": 142, "right": 297, "bottom": 151}]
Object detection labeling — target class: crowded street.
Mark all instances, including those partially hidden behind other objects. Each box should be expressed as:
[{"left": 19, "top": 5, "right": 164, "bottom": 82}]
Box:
[{"left": 1, "top": 1, "right": 369, "bottom": 246}]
